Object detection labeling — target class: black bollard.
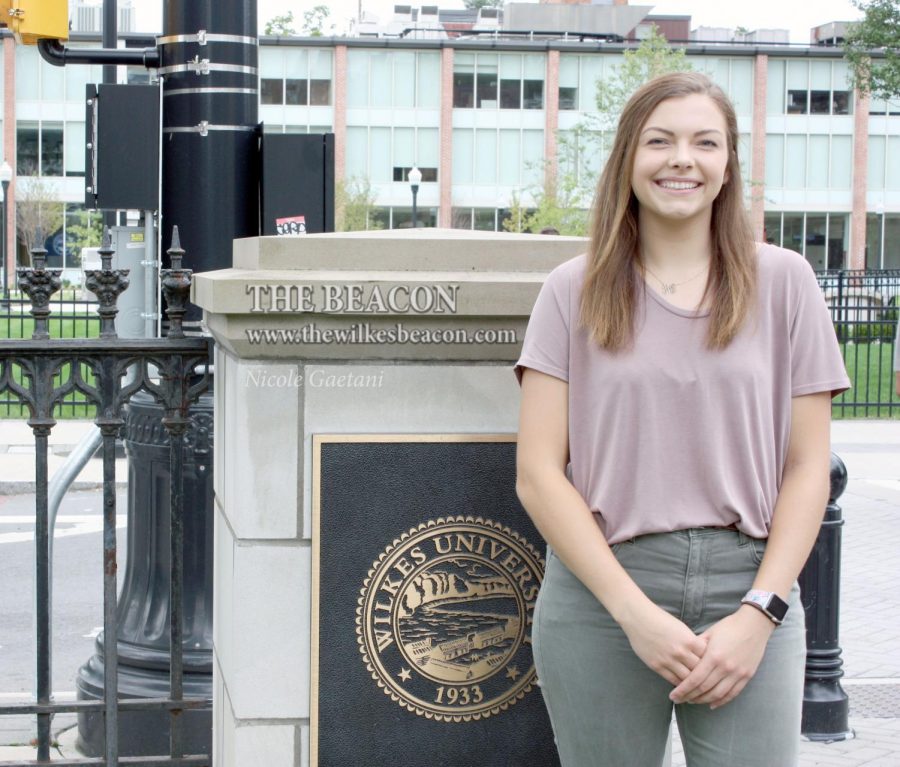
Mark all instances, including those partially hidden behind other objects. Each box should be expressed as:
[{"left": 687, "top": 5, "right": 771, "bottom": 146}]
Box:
[{"left": 799, "top": 453, "right": 854, "bottom": 741}]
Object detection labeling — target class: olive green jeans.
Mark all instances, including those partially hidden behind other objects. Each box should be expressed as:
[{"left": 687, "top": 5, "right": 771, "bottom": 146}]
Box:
[{"left": 533, "top": 528, "right": 806, "bottom": 767}]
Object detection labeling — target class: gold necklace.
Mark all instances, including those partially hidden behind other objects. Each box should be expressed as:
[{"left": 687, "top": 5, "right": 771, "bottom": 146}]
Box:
[{"left": 642, "top": 262, "right": 709, "bottom": 295}]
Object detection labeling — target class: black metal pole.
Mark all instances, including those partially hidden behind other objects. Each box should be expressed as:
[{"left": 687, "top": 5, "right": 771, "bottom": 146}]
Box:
[
  {"left": 76, "top": 0, "right": 257, "bottom": 757},
  {"left": 160, "top": 0, "right": 260, "bottom": 320},
  {"left": 34, "top": 425, "right": 52, "bottom": 762},
  {"left": 799, "top": 453, "right": 854, "bottom": 741},
  {"left": 411, "top": 185, "right": 418, "bottom": 229},
  {"left": 102, "top": 0, "right": 117, "bottom": 84},
  {"left": 102, "top": 0, "right": 117, "bottom": 231}
]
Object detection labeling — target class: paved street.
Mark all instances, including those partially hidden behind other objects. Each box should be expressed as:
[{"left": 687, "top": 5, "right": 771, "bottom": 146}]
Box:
[{"left": 0, "top": 490, "right": 127, "bottom": 749}]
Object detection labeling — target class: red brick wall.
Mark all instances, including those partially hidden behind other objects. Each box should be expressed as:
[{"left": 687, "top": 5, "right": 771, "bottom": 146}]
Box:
[
  {"left": 3, "top": 36, "right": 14, "bottom": 278},
  {"left": 750, "top": 54, "right": 767, "bottom": 241},
  {"left": 333, "top": 45, "right": 347, "bottom": 183},
  {"left": 439, "top": 47, "right": 454, "bottom": 227},
  {"left": 850, "top": 91, "right": 869, "bottom": 270},
  {"left": 544, "top": 50, "right": 559, "bottom": 193}
]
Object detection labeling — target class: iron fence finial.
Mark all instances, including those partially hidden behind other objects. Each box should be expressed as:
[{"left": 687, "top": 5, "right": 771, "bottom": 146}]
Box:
[
  {"left": 161, "top": 227, "right": 192, "bottom": 339},
  {"left": 84, "top": 229, "right": 130, "bottom": 339},
  {"left": 17, "top": 247, "right": 62, "bottom": 340}
]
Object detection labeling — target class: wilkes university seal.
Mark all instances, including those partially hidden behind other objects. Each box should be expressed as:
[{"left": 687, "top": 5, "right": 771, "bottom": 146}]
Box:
[{"left": 357, "top": 516, "right": 544, "bottom": 722}]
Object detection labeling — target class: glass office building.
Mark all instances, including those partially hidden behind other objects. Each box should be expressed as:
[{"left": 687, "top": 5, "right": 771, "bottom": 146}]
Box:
[{"left": 3, "top": 12, "right": 897, "bottom": 274}]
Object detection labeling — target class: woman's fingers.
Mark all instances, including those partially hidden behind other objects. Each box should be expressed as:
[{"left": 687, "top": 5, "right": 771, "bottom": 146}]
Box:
[
  {"left": 671, "top": 608, "right": 772, "bottom": 706},
  {"left": 623, "top": 603, "right": 713, "bottom": 686},
  {"left": 694, "top": 674, "right": 748, "bottom": 708}
]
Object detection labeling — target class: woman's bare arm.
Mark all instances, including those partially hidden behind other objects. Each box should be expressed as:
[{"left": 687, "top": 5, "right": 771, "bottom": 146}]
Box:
[{"left": 517, "top": 368, "right": 707, "bottom": 686}]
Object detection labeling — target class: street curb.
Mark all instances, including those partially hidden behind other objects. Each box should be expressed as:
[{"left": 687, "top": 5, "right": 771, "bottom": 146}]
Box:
[{"left": 0, "top": 480, "right": 128, "bottom": 495}]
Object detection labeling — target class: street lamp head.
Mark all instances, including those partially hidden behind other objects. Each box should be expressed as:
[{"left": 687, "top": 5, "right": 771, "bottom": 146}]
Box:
[
  {"left": 407, "top": 166, "right": 422, "bottom": 188},
  {"left": 0, "top": 161, "right": 12, "bottom": 184}
]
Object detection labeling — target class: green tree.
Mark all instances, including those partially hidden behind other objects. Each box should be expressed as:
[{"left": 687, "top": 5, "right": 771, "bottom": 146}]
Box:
[
  {"left": 463, "top": 0, "right": 504, "bottom": 10},
  {"left": 264, "top": 11, "right": 296, "bottom": 36},
  {"left": 844, "top": 0, "right": 900, "bottom": 99},
  {"left": 591, "top": 25, "right": 692, "bottom": 133},
  {"left": 502, "top": 185, "right": 590, "bottom": 236},
  {"left": 15, "top": 176, "right": 64, "bottom": 264},
  {"left": 302, "top": 5, "right": 333, "bottom": 37},
  {"left": 65, "top": 208, "right": 103, "bottom": 267},
  {"left": 335, "top": 177, "right": 383, "bottom": 232}
]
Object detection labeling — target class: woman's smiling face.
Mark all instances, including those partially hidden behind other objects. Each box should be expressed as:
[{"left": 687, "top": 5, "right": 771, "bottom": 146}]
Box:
[{"left": 630, "top": 93, "right": 731, "bottom": 229}]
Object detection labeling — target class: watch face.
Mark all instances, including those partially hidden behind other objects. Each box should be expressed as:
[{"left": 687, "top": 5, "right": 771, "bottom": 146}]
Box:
[{"left": 766, "top": 593, "right": 789, "bottom": 622}]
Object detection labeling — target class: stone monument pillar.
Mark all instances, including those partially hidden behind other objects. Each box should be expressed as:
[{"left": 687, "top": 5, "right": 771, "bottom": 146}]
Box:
[{"left": 192, "top": 229, "right": 586, "bottom": 766}]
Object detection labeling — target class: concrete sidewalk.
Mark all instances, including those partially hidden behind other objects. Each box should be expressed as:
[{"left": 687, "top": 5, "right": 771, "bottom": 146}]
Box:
[
  {"left": 0, "top": 420, "right": 127, "bottom": 494},
  {"left": 0, "top": 419, "right": 897, "bottom": 765}
]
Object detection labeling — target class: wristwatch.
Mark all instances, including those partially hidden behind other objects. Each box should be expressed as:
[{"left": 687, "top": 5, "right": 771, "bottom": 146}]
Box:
[{"left": 741, "top": 589, "right": 789, "bottom": 626}]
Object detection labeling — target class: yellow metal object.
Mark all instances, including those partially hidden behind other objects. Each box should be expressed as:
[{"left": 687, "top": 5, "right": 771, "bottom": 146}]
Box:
[{"left": 3, "top": 0, "right": 69, "bottom": 45}]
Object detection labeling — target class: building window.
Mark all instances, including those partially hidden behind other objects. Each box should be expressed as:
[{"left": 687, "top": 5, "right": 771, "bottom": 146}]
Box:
[
  {"left": 477, "top": 68, "right": 498, "bottom": 108},
  {"left": 499, "top": 78, "right": 520, "bottom": 109},
  {"left": 261, "top": 78, "right": 283, "bottom": 105},
  {"left": 786, "top": 90, "right": 808, "bottom": 114},
  {"left": 16, "top": 124, "right": 39, "bottom": 175},
  {"left": 389, "top": 206, "right": 438, "bottom": 229},
  {"left": 559, "top": 87, "right": 577, "bottom": 110},
  {"left": 786, "top": 89, "right": 848, "bottom": 115},
  {"left": 261, "top": 77, "right": 330, "bottom": 106},
  {"left": 285, "top": 79, "right": 306, "bottom": 105},
  {"left": 453, "top": 53, "right": 544, "bottom": 110},
  {"left": 346, "top": 127, "right": 439, "bottom": 185},
  {"left": 349, "top": 50, "right": 439, "bottom": 109},
  {"left": 449, "top": 208, "right": 514, "bottom": 231},
  {"left": 310, "top": 79, "right": 331, "bottom": 105},
  {"left": 453, "top": 72, "right": 474, "bottom": 108},
  {"left": 559, "top": 54, "right": 579, "bottom": 111},
  {"left": 765, "top": 212, "right": 848, "bottom": 270},
  {"left": 781, "top": 59, "right": 852, "bottom": 115},
  {"left": 258, "top": 47, "right": 333, "bottom": 109},
  {"left": 765, "top": 133, "right": 852, "bottom": 190},
  {"left": 392, "top": 166, "right": 438, "bottom": 182},
  {"left": 17, "top": 122, "right": 64, "bottom": 177},
  {"left": 865, "top": 213, "right": 900, "bottom": 270},
  {"left": 831, "top": 91, "right": 851, "bottom": 115},
  {"left": 523, "top": 80, "right": 544, "bottom": 110},
  {"left": 810, "top": 90, "right": 831, "bottom": 114},
  {"left": 869, "top": 97, "right": 900, "bottom": 116}
]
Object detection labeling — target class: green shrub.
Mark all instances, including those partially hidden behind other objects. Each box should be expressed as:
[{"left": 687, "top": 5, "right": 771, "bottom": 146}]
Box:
[{"left": 851, "top": 322, "right": 897, "bottom": 343}]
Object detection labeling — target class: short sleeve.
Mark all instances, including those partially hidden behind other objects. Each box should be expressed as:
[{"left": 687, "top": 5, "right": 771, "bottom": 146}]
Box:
[
  {"left": 789, "top": 261, "right": 851, "bottom": 398},
  {"left": 514, "top": 264, "right": 572, "bottom": 385}
]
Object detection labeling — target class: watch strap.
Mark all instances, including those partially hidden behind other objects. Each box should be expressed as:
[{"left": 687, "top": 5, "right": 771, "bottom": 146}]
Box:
[{"left": 741, "top": 589, "right": 788, "bottom": 626}]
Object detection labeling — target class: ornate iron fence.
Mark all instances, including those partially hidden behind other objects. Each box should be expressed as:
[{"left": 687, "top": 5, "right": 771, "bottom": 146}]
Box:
[
  {"left": 815, "top": 269, "right": 900, "bottom": 416},
  {"left": 0, "top": 230, "right": 212, "bottom": 766},
  {"left": 0, "top": 292, "right": 100, "bottom": 417}
]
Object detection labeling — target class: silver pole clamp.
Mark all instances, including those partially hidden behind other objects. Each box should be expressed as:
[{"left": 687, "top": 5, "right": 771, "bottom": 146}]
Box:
[{"left": 190, "top": 55, "right": 210, "bottom": 75}]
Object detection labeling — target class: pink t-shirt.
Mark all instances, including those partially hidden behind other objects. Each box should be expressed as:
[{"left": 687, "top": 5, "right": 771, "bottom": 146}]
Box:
[{"left": 515, "top": 243, "right": 851, "bottom": 545}]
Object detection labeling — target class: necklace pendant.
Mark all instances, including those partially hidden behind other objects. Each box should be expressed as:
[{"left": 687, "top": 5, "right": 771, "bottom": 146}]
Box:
[{"left": 662, "top": 283, "right": 676, "bottom": 295}]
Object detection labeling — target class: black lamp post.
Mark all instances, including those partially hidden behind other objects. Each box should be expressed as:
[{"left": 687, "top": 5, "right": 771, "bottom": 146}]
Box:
[
  {"left": 408, "top": 166, "right": 421, "bottom": 229},
  {"left": 0, "top": 161, "right": 12, "bottom": 308}
]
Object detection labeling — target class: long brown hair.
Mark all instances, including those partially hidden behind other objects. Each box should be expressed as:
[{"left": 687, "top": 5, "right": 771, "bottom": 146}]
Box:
[{"left": 579, "top": 72, "right": 756, "bottom": 350}]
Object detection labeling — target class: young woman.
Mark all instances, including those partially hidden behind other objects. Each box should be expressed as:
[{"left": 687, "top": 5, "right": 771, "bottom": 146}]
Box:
[{"left": 515, "top": 72, "right": 850, "bottom": 767}]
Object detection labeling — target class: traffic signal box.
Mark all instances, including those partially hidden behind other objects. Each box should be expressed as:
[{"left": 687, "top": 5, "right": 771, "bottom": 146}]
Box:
[{"left": 1, "top": 0, "right": 68, "bottom": 45}]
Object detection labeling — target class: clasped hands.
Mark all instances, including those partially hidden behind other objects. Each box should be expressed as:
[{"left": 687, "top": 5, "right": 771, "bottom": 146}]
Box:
[{"left": 621, "top": 601, "right": 776, "bottom": 710}]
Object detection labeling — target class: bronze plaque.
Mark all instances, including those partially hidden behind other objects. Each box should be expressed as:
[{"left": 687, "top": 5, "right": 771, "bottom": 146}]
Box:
[{"left": 312, "top": 435, "right": 560, "bottom": 767}]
